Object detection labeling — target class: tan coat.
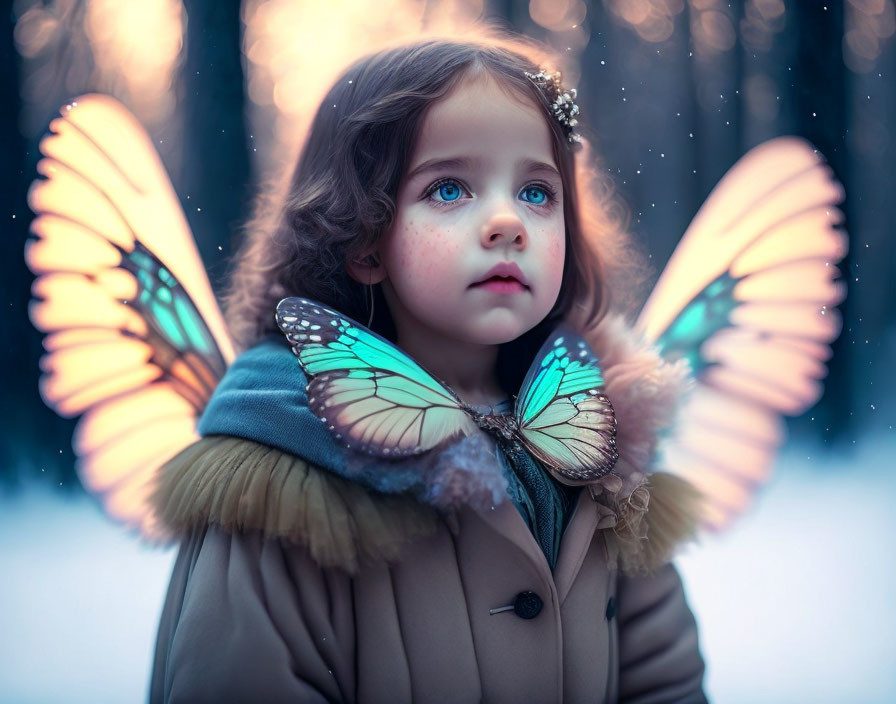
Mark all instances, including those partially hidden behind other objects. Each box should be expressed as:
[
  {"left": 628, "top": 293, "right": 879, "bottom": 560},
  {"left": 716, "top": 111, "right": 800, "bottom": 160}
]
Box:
[
  {"left": 149, "top": 312, "right": 708, "bottom": 702},
  {"left": 149, "top": 438, "right": 707, "bottom": 703}
]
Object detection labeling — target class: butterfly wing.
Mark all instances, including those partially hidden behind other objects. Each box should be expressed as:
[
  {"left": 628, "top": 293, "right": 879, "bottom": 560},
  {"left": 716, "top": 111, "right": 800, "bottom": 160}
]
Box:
[
  {"left": 636, "top": 136, "right": 847, "bottom": 531},
  {"left": 25, "top": 94, "right": 235, "bottom": 538},
  {"left": 514, "top": 326, "right": 618, "bottom": 484},
  {"left": 275, "top": 297, "right": 477, "bottom": 457}
]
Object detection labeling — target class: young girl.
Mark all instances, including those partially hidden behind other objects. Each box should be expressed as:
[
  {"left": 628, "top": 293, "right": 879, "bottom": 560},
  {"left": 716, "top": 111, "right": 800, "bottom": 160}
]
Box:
[{"left": 149, "top": 33, "right": 707, "bottom": 703}]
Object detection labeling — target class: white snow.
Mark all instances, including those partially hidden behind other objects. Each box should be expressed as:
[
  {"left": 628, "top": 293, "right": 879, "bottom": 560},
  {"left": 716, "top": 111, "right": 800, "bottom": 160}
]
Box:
[
  {"left": 0, "top": 487, "right": 175, "bottom": 704},
  {"left": 676, "top": 436, "right": 896, "bottom": 703},
  {"left": 1, "top": 435, "right": 895, "bottom": 703}
]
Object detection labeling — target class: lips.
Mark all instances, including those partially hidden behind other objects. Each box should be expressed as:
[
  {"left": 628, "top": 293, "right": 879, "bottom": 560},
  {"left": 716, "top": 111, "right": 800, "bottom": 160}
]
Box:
[{"left": 471, "top": 262, "right": 530, "bottom": 288}]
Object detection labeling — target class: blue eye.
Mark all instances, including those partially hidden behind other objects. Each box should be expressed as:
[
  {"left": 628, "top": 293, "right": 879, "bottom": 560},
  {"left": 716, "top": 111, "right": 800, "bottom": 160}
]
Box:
[
  {"left": 430, "top": 179, "right": 464, "bottom": 203},
  {"left": 520, "top": 185, "right": 550, "bottom": 205}
]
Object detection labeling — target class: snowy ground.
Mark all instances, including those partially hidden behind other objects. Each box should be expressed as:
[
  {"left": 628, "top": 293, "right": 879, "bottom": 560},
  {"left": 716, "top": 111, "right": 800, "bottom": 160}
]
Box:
[
  {"left": 1, "top": 436, "right": 895, "bottom": 703},
  {"left": 676, "top": 435, "right": 896, "bottom": 703},
  {"left": 0, "top": 486, "right": 175, "bottom": 704}
]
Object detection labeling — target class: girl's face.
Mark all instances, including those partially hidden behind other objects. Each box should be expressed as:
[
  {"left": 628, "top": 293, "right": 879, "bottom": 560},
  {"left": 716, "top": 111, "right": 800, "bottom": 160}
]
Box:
[{"left": 378, "top": 72, "right": 566, "bottom": 346}]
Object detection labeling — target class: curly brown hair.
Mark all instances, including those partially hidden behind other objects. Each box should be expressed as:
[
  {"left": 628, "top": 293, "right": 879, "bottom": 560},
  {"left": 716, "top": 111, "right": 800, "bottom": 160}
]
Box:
[{"left": 222, "top": 31, "right": 650, "bottom": 396}]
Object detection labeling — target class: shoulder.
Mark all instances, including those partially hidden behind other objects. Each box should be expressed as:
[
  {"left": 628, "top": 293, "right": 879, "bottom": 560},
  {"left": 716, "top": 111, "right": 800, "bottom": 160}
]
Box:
[
  {"left": 149, "top": 434, "right": 440, "bottom": 575},
  {"left": 576, "top": 312, "right": 703, "bottom": 578},
  {"left": 602, "top": 470, "right": 704, "bottom": 578}
]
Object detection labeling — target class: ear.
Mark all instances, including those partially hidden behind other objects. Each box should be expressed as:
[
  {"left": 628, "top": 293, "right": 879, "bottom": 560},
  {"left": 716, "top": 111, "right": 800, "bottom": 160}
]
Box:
[{"left": 346, "top": 250, "right": 387, "bottom": 285}]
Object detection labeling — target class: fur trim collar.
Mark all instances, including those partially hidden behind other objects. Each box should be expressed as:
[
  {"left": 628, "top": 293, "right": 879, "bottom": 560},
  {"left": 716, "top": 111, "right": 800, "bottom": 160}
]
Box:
[{"left": 150, "top": 311, "right": 704, "bottom": 576}]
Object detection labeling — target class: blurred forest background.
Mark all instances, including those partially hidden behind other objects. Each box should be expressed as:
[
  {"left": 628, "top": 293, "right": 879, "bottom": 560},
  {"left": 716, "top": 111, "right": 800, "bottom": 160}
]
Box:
[
  {"left": 3, "top": 2, "right": 896, "bottom": 702},
  {"left": 2, "top": 0, "right": 894, "bottom": 490}
]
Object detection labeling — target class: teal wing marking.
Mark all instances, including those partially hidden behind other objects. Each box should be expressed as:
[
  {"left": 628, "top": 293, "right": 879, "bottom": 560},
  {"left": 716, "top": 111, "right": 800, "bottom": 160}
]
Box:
[
  {"left": 276, "top": 296, "right": 475, "bottom": 457},
  {"left": 654, "top": 272, "right": 740, "bottom": 376},
  {"left": 515, "top": 326, "right": 618, "bottom": 483},
  {"left": 118, "top": 240, "right": 228, "bottom": 408}
]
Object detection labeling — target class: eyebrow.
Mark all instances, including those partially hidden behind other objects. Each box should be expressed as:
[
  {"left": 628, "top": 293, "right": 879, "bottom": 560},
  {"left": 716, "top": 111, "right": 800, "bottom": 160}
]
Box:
[{"left": 405, "top": 156, "right": 561, "bottom": 182}]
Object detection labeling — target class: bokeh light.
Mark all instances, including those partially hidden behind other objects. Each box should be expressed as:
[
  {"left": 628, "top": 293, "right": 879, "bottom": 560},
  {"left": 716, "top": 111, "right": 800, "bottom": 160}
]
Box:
[
  {"left": 526, "top": 0, "right": 588, "bottom": 88},
  {"left": 83, "top": 0, "right": 184, "bottom": 123},
  {"left": 688, "top": 0, "right": 737, "bottom": 55},
  {"left": 241, "top": 0, "right": 485, "bottom": 176},
  {"left": 604, "top": 0, "right": 684, "bottom": 44},
  {"left": 13, "top": 0, "right": 184, "bottom": 133},
  {"left": 740, "top": 0, "right": 786, "bottom": 52},
  {"left": 844, "top": 0, "right": 896, "bottom": 73}
]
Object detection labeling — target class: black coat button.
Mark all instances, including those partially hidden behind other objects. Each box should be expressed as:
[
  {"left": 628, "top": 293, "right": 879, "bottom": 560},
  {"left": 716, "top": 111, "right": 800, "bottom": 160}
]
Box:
[
  {"left": 605, "top": 596, "right": 617, "bottom": 621},
  {"left": 513, "top": 591, "right": 543, "bottom": 619}
]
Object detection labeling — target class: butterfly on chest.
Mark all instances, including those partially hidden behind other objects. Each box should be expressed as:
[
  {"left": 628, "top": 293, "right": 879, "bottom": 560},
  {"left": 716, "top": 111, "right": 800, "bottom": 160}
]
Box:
[{"left": 276, "top": 297, "right": 618, "bottom": 486}]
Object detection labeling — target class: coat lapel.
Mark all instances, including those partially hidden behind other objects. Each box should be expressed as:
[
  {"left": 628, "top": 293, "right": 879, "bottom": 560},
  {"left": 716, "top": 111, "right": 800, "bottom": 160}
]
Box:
[
  {"left": 468, "top": 498, "right": 554, "bottom": 586},
  {"left": 553, "top": 490, "right": 600, "bottom": 604},
  {"left": 470, "top": 488, "right": 600, "bottom": 604}
]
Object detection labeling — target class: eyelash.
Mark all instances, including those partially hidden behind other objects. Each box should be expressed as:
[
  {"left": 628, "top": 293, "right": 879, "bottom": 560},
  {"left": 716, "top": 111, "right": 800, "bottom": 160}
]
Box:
[{"left": 422, "top": 178, "right": 559, "bottom": 210}]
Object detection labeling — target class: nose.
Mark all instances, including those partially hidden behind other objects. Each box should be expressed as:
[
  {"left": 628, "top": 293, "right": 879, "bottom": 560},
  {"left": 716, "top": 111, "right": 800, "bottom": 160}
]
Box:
[{"left": 480, "top": 211, "right": 528, "bottom": 249}]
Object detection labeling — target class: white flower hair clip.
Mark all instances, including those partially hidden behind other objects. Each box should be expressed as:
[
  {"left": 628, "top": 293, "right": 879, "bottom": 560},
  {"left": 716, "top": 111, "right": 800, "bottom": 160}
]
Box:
[{"left": 524, "top": 69, "right": 583, "bottom": 146}]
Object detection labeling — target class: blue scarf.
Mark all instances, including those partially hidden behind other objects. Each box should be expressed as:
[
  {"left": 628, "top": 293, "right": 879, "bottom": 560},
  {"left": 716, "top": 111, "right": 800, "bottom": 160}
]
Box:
[{"left": 197, "top": 333, "right": 578, "bottom": 569}]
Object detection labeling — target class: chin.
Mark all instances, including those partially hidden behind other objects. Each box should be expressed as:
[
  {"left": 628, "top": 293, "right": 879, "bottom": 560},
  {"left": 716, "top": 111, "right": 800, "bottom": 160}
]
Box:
[{"left": 464, "top": 315, "right": 533, "bottom": 346}]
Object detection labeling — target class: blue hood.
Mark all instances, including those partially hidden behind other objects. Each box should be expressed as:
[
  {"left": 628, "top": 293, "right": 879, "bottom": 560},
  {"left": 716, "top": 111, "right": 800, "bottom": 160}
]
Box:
[{"left": 197, "top": 332, "right": 578, "bottom": 569}]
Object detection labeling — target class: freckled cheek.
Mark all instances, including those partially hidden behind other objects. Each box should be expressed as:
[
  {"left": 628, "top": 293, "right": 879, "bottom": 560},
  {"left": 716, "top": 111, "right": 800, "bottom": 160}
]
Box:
[
  {"left": 545, "top": 233, "right": 564, "bottom": 261},
  {"left": 395, "top": 224, "right": 460, "bottom": 289},
  {"left": 534, "top": 225, "right": 565, "bottom": 266},
  {"left": 534, "top": 226, "right": 565, "bottom": 295}
]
